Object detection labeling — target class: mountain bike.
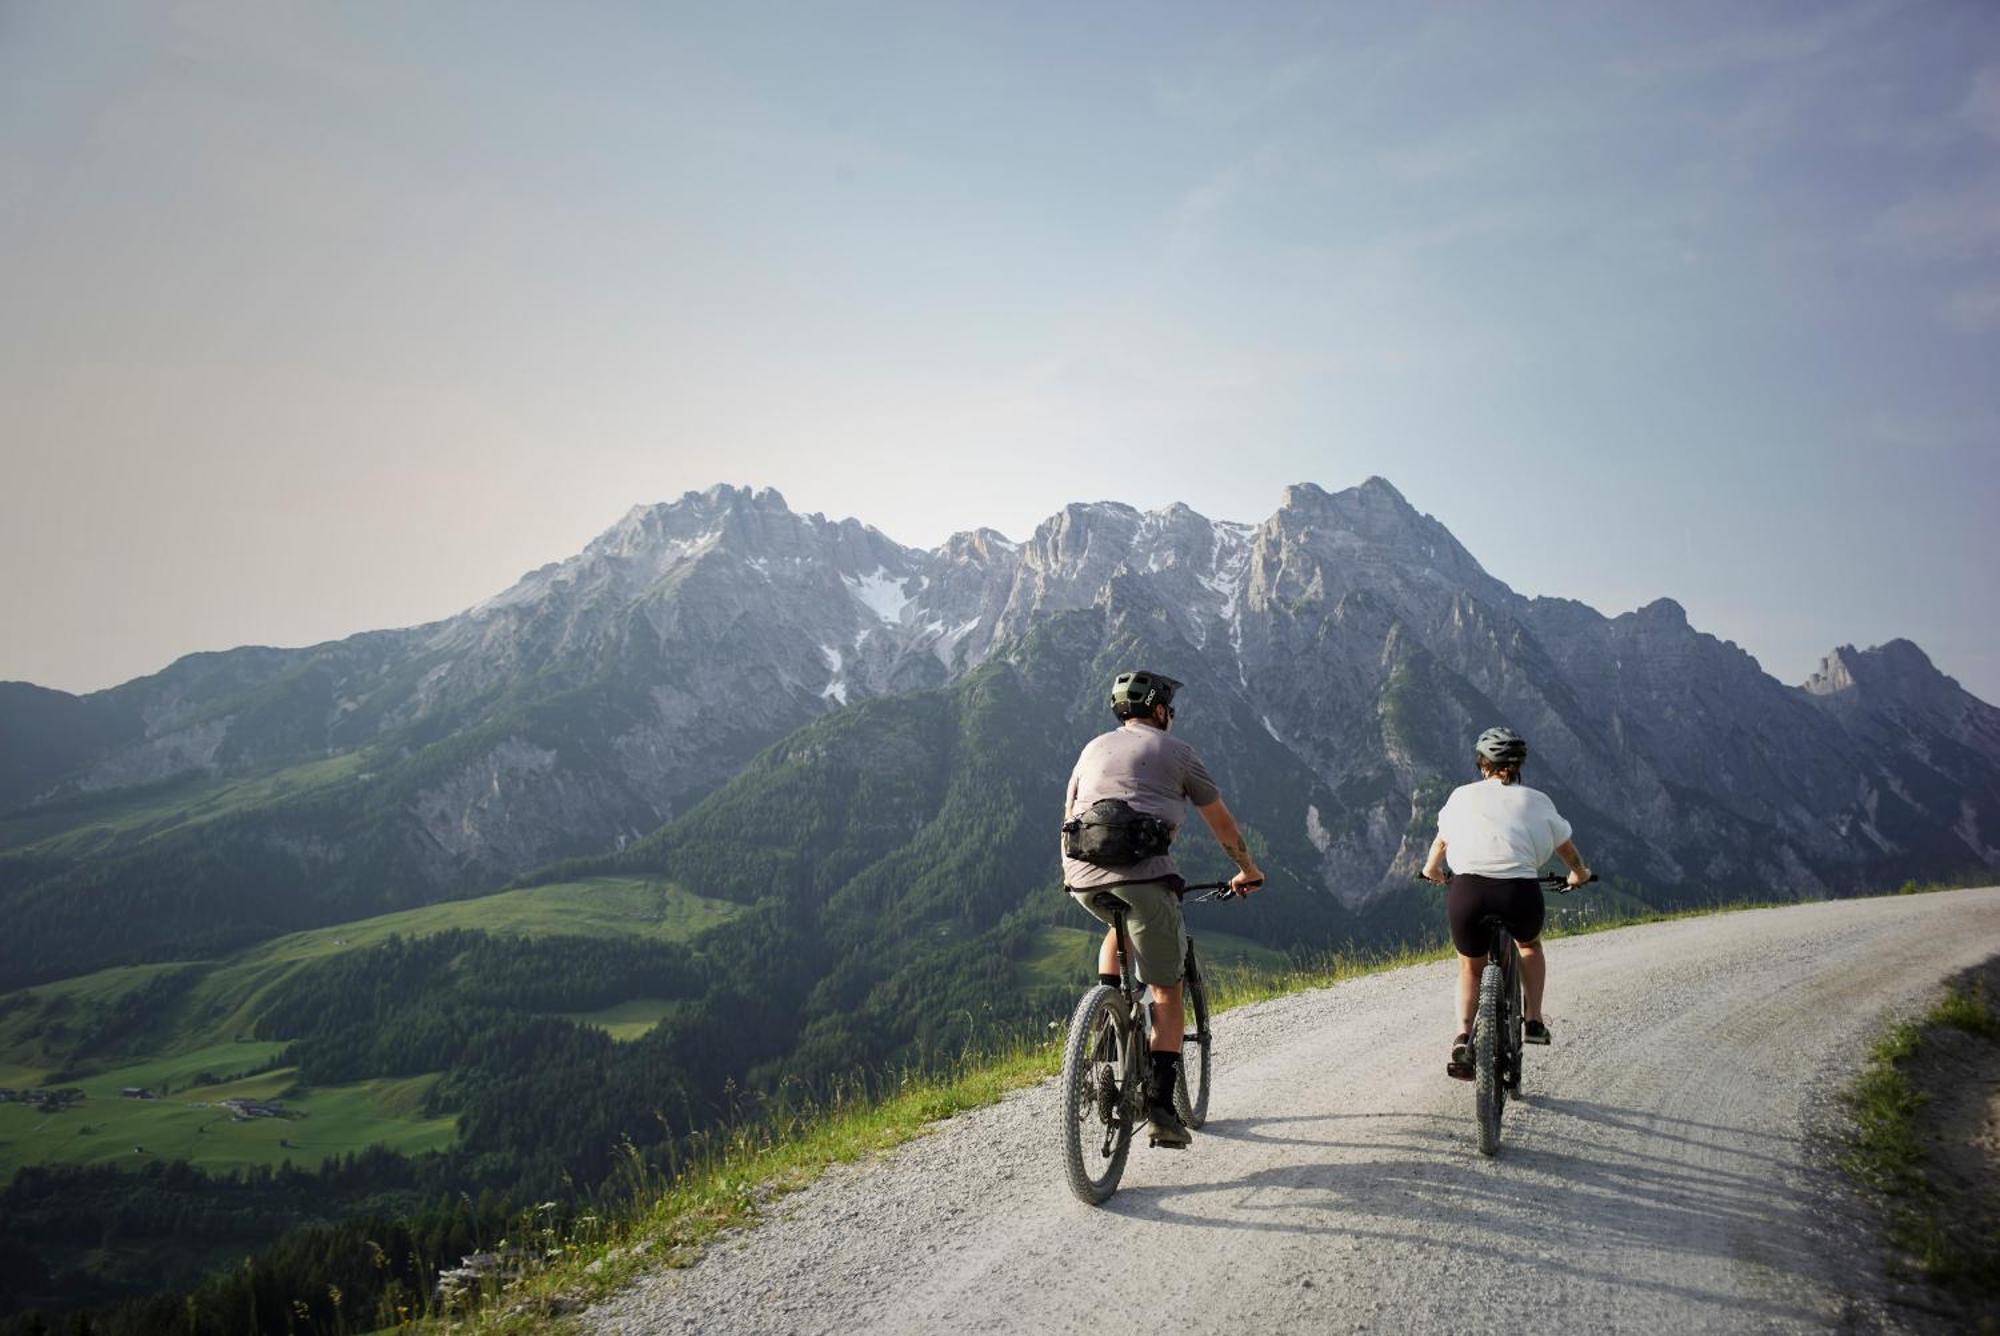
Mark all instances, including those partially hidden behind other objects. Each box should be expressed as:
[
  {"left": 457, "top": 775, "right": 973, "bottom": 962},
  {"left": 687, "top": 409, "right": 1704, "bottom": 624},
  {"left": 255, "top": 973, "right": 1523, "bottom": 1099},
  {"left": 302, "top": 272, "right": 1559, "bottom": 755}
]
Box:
[
  {"left": 1058, "top": 881, "right": 1239, "bottom": 1205},
  {"left": 1464, "top": 871, "right": 1593, "bottom": 1156}
]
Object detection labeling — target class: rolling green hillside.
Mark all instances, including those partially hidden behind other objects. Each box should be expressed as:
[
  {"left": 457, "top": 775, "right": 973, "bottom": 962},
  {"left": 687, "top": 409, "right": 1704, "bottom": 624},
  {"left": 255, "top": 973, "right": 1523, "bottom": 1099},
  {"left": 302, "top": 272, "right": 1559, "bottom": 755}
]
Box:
[
  {"left": 0, "top": 675, "right": 709, "bottom": 991},
  {"left": 181, "top": 875, "right": 741, "bottom": 1043},
  {"left": 0, "top": 752, "right": 372, "bottom": 864},
  {"left": 0, "top": 875, "right": 742, "bottom": 1179},
  {"left": 0, "top": 1058, "right": 455, "bottom": 1176}
]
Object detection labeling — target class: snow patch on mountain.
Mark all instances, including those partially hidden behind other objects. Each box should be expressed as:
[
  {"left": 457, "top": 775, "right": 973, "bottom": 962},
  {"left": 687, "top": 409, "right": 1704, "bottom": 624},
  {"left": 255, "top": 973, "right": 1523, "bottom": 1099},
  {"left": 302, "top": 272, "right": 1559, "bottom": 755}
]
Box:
[{"left": 844, "top": 569, "right": 923, "bottom": 624}]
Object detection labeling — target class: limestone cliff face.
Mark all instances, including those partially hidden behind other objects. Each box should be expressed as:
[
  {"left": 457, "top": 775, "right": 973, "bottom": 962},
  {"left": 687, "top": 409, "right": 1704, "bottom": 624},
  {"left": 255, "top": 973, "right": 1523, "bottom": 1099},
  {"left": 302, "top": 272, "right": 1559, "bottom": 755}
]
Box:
[
  {"left": 7, "top": 479, "right": 1996, "bottom": 911},
  {"left": 1801, "top": 640, "right": 2000, "bottom": 865}
]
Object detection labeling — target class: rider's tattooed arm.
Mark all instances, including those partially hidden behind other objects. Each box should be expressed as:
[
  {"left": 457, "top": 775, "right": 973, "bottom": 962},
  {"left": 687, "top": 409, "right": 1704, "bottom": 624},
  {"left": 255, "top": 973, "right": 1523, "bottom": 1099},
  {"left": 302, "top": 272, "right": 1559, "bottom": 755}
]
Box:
[{"left": 1195, "top": 799, "right": 1262, "bottom": 878}]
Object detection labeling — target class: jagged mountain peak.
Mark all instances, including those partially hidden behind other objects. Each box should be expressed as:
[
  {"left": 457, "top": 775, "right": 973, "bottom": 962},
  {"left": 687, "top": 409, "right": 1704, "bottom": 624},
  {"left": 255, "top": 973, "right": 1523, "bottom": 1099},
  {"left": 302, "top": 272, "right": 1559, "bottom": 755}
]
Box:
[
  {"left": 470, "top": 485, "right": 922, "bottom": 633},
  {"left": 1804, "top": 645, "right": 1862, "bottom": 696},
  {"left": 598, "top": 483, "right": 798, "bottom": 548},
  {"left": 684, "top": 481, "right": 790, "bottom": 512},
  {"left": 937, "top": 527, "right": 1020, "bottom": 563},
  {"left": 1626, "top": 597, "right": 1689, "bottom": 627},
  {"left": 1804, "top": 639, "right": 1950, "bottom": 698},
  {"left": 1049, "top": 498, "right": 1143, "bottom": 526},
  {"left": 1273, "top": 477, "right": 1465, "bottom": 557},
  {"left": 1259, "top": 478, "right": 1507, "bottom": 619},
  {"left": 1278, "top": 475, "right": 1412, "bottom": 515},
  {"left": 1022, "top": 499, "right": 1143, "bottom": 567}
]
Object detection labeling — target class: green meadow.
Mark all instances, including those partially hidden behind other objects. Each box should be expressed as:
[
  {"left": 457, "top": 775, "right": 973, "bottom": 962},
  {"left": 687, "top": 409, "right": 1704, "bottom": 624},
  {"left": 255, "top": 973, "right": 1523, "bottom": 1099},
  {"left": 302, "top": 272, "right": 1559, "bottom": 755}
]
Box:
[
  {"left": 0, "top": 875, "right": 741, "bottom": 1175},
  {"left": 0, "top": 1056, "right": 455, "bottom": 1174},
  {"left": 168, "top": 876, "right": 743, "bottom": 1047},
  {"left": 558, "top": 997, "right": 682, "bottom": 1042},
  {"left": 232, "top": 876, "right": 742, "bottom": 965}
]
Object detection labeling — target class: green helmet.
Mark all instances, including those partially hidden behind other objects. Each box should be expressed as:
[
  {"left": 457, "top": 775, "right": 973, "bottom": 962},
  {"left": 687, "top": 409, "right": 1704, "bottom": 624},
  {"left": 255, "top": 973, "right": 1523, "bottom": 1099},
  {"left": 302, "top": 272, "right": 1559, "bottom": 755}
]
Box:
[
  {"left": 1474, "top": 725, "right": 1528, "bottom": 764},
  {"left": 1111, "top": 670, "right": 1181, "bottom": 719}
]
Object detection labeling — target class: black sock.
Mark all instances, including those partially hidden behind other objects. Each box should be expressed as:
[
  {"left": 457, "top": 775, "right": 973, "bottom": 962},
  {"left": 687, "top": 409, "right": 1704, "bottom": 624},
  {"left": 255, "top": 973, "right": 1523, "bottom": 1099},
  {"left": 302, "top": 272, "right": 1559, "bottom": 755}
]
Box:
[
  {"left": 1098, "top": 972, "right": 1121, "bottom": 988},
  {"left": 1149, "top": 1051, "right": 1181, "bottom": 1103}
]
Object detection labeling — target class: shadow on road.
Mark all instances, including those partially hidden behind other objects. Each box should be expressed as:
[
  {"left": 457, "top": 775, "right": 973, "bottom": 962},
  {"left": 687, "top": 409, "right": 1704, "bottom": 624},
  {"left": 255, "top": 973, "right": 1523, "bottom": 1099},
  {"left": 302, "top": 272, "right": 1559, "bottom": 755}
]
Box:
[{"left": 1110, "top": 1096, "right": 1829, "bottom": 1325}]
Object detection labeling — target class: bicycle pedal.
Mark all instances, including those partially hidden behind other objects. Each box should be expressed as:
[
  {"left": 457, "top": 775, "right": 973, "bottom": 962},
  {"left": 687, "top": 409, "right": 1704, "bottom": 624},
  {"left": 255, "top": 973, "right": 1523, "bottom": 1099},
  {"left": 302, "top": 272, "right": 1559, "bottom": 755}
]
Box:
[{"left": 1147, "top": 1135, "right": 1189, "bottom": 1150}]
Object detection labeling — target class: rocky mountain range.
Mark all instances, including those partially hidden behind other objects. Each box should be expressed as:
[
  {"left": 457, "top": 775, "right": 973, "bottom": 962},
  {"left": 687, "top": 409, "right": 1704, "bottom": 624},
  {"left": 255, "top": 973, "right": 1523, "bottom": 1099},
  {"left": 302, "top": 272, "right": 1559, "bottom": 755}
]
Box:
[{"left": 3, "top": 478, "right": 1995, "bottom": 989}]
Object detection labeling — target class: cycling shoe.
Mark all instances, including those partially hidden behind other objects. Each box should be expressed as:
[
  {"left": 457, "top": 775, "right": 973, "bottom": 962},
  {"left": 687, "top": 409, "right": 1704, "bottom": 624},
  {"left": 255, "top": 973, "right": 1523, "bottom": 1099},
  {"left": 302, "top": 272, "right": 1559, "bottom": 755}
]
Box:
[
  {"left": 1447, "top": 1032, "right": 1474, "bottom": 1081},
  {"left": 1146, "top": 1102, "right": 1192, "bottom": 1148}
]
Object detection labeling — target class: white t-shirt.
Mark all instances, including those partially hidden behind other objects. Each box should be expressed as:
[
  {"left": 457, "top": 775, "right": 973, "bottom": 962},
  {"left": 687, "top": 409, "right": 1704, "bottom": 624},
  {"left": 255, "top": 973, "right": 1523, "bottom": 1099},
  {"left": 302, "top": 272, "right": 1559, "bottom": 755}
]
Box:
[{"left": 1435, "top": 778, "right": 1573, "bottom": 880}]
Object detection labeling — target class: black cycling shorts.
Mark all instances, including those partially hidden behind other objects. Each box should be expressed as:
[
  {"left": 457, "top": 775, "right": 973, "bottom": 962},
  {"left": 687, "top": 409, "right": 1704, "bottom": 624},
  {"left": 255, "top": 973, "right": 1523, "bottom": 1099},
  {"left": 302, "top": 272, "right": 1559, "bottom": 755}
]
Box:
[{"left": 1447, "top": 873, "right": 1545, "bottom": 957}]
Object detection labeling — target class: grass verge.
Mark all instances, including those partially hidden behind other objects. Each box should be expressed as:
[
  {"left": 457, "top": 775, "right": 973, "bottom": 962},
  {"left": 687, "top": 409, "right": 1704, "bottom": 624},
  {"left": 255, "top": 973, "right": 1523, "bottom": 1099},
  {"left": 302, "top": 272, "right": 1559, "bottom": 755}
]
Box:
[
  {"left": 439, "top": 1046, "right": 1063, "bottom": 1332},
  {"left": 1841, "top": 966, "right": 2000, "bottom": 1301}
]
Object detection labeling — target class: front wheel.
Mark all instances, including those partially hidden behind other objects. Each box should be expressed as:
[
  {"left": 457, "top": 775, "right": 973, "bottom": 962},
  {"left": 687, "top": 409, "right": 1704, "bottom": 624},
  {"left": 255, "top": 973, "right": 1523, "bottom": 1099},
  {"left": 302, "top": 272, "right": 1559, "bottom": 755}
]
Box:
[
  {"left": 1059, "top": 985, "right": 1135, "bottom": 1204},
  {"left": 1474, "top": 963, "right": 1505, "bottom": 1157},
  {"left": 1174, "top": 943, "right": 1212, "bottom": 1129}
]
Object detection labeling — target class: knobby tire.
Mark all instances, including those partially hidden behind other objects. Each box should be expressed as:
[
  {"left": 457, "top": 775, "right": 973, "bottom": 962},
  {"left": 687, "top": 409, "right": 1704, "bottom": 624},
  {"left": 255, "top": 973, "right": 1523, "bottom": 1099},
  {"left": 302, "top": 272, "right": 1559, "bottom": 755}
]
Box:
[
  {"left": 1475, "top": 963, "right": 1504, "bottom": 1156},
  {"left": 1060, "top": 984, "right": 1133, "bottom": 1204},
  {"left": 1504, "top": 959, "right": 1525, "bottom": 1093},
  {"left": 1174, "top": 943, "right": 1211, "bottom": 1129}
]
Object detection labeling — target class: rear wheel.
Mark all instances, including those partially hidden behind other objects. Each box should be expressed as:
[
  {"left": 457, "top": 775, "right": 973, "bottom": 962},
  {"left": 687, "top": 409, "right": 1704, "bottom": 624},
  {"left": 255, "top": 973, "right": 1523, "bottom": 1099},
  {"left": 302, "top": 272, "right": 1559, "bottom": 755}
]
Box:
[
  {"left": 1503, "top": 955, "right": 1524, "bottom": 1093},
  {"left": 1475, "top": 963, "right": 1505, "bottom": 1156},
  {"left": 1174, "top": 942, "right": 1212, "bottom": 1129},
  {"left": 1060, "top": 985, "right": 1135, "bottom": 1204}
]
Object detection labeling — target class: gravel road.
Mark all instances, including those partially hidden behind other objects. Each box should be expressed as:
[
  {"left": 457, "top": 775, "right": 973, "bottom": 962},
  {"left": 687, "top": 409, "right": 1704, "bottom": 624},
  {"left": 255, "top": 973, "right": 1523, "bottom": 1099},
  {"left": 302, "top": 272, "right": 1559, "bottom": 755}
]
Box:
[{"left": 588, "top": 887, "right": 2000, "bottom": 1335}]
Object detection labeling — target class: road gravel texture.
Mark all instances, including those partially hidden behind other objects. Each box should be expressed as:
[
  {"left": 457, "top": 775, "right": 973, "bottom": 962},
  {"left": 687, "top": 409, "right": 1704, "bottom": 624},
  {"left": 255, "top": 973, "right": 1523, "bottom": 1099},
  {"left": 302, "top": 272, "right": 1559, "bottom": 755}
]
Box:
[{"left": 587, "top": 887, "right": 2000, "bottom": 1335}]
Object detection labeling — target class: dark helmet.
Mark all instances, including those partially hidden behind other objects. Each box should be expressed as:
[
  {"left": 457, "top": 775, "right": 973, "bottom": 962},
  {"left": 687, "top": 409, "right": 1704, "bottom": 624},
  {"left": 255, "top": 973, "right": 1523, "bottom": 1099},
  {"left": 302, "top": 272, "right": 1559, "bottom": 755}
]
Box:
[
  {"left": 1474, "top": 726, "right": 1528, "bottom": 764},
  {"left": 1111, "top": 670, "right": 1182, "bottom": 719}
]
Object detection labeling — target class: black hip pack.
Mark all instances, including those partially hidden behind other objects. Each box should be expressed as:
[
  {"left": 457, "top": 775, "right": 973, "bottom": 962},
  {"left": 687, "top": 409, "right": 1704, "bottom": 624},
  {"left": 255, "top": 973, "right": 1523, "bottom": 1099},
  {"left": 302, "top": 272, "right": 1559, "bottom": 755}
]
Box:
[{"left": 1061, "top": 798, "right": 1173, "bottom": 867}]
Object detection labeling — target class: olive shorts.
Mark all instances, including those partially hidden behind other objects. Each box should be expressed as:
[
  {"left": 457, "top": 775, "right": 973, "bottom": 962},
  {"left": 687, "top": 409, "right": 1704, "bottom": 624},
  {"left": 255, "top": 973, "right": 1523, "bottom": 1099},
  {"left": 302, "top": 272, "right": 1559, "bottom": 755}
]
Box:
[{"left": 1068, "top": 879, "right": 1187, "bottom": 986}]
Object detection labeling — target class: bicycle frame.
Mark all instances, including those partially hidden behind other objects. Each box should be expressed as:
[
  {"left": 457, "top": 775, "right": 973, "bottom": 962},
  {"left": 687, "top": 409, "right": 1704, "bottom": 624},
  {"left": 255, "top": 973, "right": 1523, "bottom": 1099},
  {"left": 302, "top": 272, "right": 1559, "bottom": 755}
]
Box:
[
  {"left": 1098, "top": 901, "right": 1151, "bottom": 1132},
  {"left": 1061, "top": 882, "right": 1239, "bottom": 1200},
  {"left": 1420, "top": 869, "right": 1594, "bottom": 1154},
  {"left": 1102, "top": 882, "right": 1234, "bottom": 1048},
  {"left": 1098, "top": 889, "right": 1226, "bottom": 1126}
]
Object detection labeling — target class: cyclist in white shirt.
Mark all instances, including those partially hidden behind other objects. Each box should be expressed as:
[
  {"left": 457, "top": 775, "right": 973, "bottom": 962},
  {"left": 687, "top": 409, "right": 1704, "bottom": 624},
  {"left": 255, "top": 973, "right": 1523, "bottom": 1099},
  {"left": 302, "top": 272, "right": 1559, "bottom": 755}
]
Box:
[{"left": 1421, "top": 726, "right": 1591, "bottom": 1080}]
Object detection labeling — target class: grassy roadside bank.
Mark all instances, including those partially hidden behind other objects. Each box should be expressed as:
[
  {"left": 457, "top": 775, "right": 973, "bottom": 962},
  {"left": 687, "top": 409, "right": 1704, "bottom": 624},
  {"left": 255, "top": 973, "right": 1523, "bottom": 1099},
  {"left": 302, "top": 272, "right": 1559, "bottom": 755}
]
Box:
[
  {"left": 434, "top": 885, "right": 1965, "bottom": 1333},
  {"left": 1841, "top": 953, "right": 2000, "bottom": 1325}
]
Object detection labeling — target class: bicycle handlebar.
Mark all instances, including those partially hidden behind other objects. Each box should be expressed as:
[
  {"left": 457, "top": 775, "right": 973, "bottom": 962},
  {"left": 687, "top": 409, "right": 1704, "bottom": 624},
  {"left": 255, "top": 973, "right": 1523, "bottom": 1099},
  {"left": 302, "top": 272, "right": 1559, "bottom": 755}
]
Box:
[
  {"left": 1413, "top": 871, "right": 1600, "bottom": 894},
  {"left": 1182, "top": 878, "right": 1259, "bottom": 902}
]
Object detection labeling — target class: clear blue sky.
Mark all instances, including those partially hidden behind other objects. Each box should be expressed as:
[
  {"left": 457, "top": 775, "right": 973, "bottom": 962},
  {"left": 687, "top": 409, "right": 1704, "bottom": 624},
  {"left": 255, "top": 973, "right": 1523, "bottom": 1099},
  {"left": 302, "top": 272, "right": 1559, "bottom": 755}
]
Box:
[{"left": 4, "top": 2, "right": 1997, "bottom": 699}]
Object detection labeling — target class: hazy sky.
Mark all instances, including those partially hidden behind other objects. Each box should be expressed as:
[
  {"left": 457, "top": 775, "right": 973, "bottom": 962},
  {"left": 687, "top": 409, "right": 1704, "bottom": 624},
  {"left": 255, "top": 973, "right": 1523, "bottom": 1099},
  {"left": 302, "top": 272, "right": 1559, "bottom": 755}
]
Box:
[{"left": 4, "top": 2, "right": 1997, "bottom": 700}]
